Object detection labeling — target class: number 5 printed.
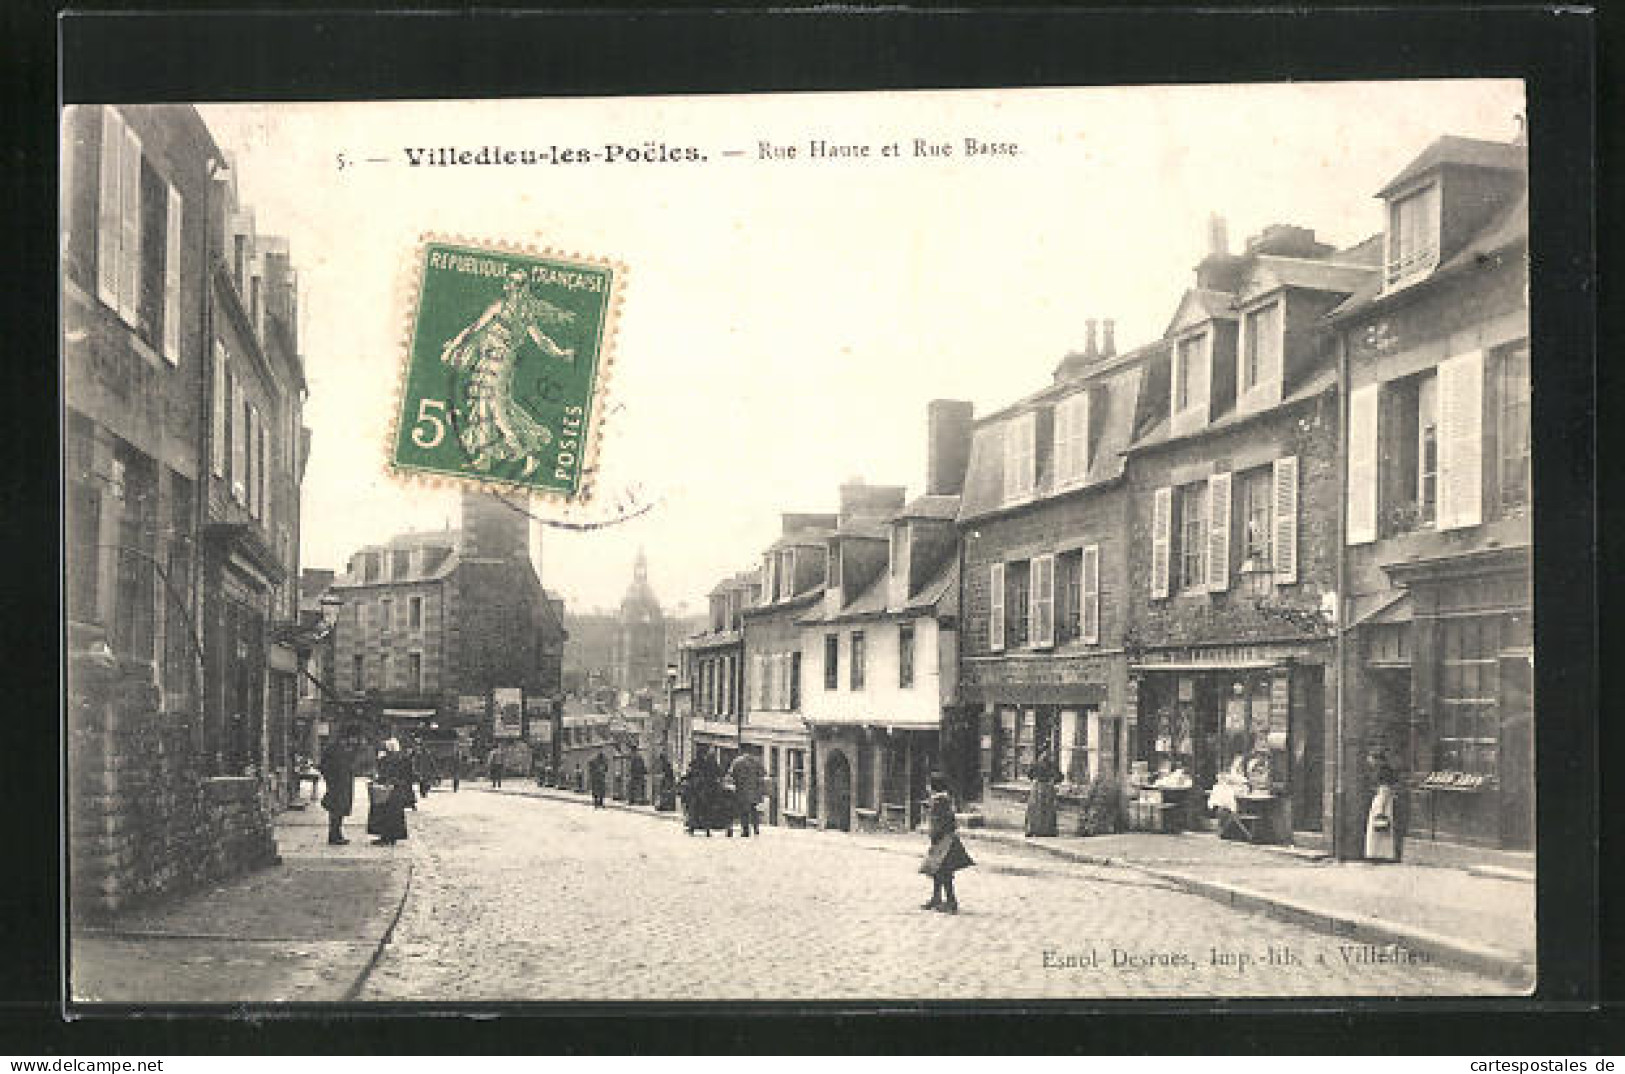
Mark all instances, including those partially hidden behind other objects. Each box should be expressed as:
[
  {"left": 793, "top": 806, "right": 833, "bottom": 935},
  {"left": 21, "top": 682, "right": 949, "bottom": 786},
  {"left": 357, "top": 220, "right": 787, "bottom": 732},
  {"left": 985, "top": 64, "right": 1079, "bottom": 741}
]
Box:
[{"left": 411, "top": 398, "right": 448, "bottom": 449}]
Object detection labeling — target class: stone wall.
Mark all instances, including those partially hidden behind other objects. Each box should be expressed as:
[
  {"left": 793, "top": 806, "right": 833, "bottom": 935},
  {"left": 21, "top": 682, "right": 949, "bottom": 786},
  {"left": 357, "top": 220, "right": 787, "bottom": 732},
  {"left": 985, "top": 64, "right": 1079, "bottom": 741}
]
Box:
[{"left": 69, "top": 654, "right": 277, "bottom": 923}]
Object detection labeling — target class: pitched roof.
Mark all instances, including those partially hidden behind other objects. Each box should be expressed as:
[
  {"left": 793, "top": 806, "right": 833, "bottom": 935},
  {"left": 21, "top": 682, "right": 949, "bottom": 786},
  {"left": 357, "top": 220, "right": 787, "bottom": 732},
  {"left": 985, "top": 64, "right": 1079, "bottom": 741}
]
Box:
[
  {"left": 891, "top": 494, "right": 961, "bottom": 522},
  {"left": 1238, "top": 256, "right": 1378, "bottom": 303},
  {"left": 1165, "top": 287, "right": 1236, "bottom": 337},
  {"left": 1376, "top": 135, "right": 1527, "bottom": 198},
  {"left": 958, "top": 363, "right": 1143, "bottom": 523},
  {"left": 1129, "top": 366, "right": 1336, "bottom": 453}
]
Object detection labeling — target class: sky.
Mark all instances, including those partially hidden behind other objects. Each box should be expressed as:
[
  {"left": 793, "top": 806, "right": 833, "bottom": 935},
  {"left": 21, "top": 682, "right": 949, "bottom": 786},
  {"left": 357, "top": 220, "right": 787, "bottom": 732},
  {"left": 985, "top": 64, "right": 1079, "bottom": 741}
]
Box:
[{"left": 198, "top": 80, "right": 1523, "bottom": 615}]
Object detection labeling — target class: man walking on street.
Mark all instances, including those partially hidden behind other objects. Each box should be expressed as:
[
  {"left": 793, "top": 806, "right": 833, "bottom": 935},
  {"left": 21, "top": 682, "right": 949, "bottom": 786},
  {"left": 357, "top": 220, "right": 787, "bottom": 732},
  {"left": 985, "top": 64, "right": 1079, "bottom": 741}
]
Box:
[
  {"left": 588, "top": 750, "right": 609, "bottom": 808},
  {"left": 727, "top": 749, "right": 766, "bottom": 838},
  {"left": 488, "top": 746, "right": 504, "bottom": 788},
  {"left": 318, "top": 729, "right": 358, "bottom": 845}
]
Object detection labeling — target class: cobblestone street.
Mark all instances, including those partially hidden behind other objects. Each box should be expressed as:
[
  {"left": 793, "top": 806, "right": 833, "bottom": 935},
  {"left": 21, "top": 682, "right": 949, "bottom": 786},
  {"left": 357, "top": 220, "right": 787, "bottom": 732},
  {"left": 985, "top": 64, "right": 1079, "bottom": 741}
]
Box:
[{"left": 359, "top": 787, "right": 1503, "bottom": 1001}]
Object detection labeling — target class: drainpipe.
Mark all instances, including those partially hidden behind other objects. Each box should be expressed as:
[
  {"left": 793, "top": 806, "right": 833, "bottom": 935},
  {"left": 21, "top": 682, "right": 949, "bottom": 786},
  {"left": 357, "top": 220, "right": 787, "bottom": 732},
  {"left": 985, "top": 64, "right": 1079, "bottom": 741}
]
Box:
[{"left": 1332, "top": 328, "right": 1350, "bottom": 860}]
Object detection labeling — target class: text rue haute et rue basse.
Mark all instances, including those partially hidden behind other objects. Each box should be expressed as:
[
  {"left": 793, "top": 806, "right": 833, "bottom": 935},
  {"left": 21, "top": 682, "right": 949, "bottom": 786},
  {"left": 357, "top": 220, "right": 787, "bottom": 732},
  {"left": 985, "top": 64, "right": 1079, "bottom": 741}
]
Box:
[{"left": 757, "top": 137, "right": 1019, "bottom": 160}]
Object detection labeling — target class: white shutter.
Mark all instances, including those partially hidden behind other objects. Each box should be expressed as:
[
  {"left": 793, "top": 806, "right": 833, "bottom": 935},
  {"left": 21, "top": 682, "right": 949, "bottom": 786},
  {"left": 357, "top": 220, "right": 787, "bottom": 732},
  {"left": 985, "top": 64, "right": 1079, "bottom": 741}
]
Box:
[
  {"left": 1272, "top": 455, "right": 1299, "bottom": 584},
  {"left": 117, "top": 124, "right": 142, "bottom": 324},
  {"left": 1347, "top": 384, "right": 1380, "bottom": 544},
  {"left": 1081, "top": 545, "right": 1101, "bottom": 645},
  {"left": 210, "top": 342, "right": 227, "bottom": 476},
  {"left": 1053, "top": 399, "right": 1072, "bottom": 484},
  {"left": 162, "top": 183, "right": 182, "bottom": 363},
  {"left": 1032, "top": 554, "right": 1055, "bottom": 648},
  {"left": 1207, "top": 471, "right": 1232, "bottom": 592},
  {"left": 1194, "top": 334, "right": 1212, "bottom": 424},
  {"left": 259, "top": 410, "right": 270, "bottom": 521},
  {"left": 989, "top": 562, "right": 1006, "bottom": 651},
  {"left": 230, "top": 372, "right": 246, "bottom": 503},
  {"left": 1076, "top": 392, "right": 1091, "bottom": 479},
  {"left": 1150, "top": 487, "right": 1172, "bottom": 599},
  {"left": 1437, "top": 350, "right": 1485, "bottom": 531},
  {"left": 96, "top": 108, "right": 122, "bottom": 307}
]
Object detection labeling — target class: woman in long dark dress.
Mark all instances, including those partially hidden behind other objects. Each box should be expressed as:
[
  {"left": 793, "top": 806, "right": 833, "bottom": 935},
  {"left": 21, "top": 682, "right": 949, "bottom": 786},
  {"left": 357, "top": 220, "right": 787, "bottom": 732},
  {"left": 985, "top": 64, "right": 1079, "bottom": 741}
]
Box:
[
  {"left": 919, "top": 773, "right": 974, "bottom": 913},
  {"left": 1024, "top": 753, "right": 1060, "bottom": 837},
  {"left": 367, "top": 740, "right": 413, "bottom": 845}
]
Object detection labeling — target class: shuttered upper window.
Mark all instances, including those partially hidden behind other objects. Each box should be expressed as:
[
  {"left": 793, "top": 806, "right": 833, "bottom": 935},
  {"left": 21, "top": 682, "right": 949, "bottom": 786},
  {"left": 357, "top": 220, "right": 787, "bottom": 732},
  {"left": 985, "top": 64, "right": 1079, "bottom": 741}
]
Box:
[
  {"left": 1053, "top": 392, "right": 1090, "bottom": 487},
  {"left": 1003, "top": 412, "right": 1037, "bottom": 502}
]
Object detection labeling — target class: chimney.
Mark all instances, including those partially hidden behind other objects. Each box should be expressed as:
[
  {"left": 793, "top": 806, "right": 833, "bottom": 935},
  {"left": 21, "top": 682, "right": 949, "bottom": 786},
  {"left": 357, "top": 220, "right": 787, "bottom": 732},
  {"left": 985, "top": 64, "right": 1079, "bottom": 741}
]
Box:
[
  {"left": 1208, "top": 213, "right": 1230, "bottom": 256},
  {"left": 1084, "top": 319, "right": 1099, "bottom": 359},
  {"left": 1102, "top": 319, "right": 1116, "bottom": 358},
  {"left": 925, "top": 399, "right": 975, "bottom": 496}
]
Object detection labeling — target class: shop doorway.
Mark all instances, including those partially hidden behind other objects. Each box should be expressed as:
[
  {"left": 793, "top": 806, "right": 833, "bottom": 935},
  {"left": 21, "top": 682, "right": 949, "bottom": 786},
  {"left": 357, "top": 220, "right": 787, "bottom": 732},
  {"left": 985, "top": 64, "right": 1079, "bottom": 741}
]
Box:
[
  {"left": 824, "top": 750, "right": 852, "bottom": 831},
  {"left": 1291, "top": 667, "right": 1325, "bottom": 832}
]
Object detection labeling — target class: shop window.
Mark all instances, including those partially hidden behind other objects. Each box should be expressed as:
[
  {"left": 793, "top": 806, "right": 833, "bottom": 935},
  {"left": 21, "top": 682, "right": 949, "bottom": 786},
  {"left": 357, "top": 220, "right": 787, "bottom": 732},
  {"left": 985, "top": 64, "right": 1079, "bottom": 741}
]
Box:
[
  {"left": 1437, "top": 616, "right": 1501, "bottom": 777},
  {"left": 898, "top": 623, "right": 915, "bottom": 688},
  {"left": 996, "top": 708, "right": 1019, "bottom": 783},
  {"left": 1498, "top": 342, "right": 1530, "bottom": 514},
  {"left": 785, "top": 750, "right": 807, "bottom": 813}
]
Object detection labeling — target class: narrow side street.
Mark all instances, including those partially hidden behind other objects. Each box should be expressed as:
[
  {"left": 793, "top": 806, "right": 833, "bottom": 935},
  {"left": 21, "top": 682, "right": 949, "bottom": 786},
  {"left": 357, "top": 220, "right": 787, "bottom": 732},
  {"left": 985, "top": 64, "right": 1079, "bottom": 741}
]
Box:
[{"left": 358, "top": 787, "right": 1505, "bottom": 1001}]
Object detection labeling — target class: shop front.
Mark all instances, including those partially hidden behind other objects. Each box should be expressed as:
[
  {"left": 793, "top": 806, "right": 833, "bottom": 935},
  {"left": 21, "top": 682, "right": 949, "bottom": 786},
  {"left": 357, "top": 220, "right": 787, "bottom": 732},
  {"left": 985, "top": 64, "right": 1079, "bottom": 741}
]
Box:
[
  {"left": 1129, "top": 642, "right": 1328, "bottom": 843},
  {"left": 1375, "top": 549, "right": 1533, "bottom": 852},
  {"left": 810, "top": 720, "right": 937, "bottom": 834}
]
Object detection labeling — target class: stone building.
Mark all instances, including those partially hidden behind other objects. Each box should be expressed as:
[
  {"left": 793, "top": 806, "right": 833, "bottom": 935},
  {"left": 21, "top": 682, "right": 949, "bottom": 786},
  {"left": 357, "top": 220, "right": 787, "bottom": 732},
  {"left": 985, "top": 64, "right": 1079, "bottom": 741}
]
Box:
[
  {"left": 64, "top": 104, "right": 307, "bottom": 917},
  {"left": 682, "top": 569, "right": 759, "bottom": 767},
  {"left": 1120, "top": 221, "right": 1378, "bottom": 845},
  {"left": 956, "top": 327, "right": 1144, "bottom": 828},
  {"left": 738, "top": 511, "right": 835, "bottom": 826},
  {"left": 327, "top": 489, "right": 566, "bottom": 753},
  {"left": 611, "top": 548, "right": 668, "bottom": 700},
  {"left": 1330, "top": 135, "right": 1531, "bottom": 856}
]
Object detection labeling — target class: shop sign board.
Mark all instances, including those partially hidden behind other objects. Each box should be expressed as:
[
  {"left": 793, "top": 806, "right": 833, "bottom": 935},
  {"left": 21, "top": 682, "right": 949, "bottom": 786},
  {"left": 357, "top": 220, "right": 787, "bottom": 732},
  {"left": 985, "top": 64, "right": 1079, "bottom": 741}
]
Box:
[{"left": 493, "top": 687, "right": 523, "bottom": 739}]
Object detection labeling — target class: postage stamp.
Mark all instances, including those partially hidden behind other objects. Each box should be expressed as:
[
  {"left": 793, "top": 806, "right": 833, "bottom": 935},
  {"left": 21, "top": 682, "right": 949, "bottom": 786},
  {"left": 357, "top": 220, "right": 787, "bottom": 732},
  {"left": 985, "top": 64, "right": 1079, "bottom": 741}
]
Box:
[{"left": 390, "top": 238, "right": 622, "bottom": 501}]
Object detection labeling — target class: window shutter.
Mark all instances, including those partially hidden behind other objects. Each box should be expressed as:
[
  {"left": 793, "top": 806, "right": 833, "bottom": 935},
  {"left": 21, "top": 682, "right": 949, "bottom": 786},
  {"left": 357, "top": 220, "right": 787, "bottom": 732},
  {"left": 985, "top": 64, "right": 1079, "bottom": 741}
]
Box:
[
  {"left": 1053, "top": 400, "right": 1072, "bottom": 484},
  {"left": 162, "top": 183, "right": 182, "bottom": 363},
  {"left": 1032, "top": 554, "right": 1055, "bottom": 648},
  {"left": 1207, "top": 471, "right": 1232, "bottom": 592},
  {"left": 989, "top": 562, "right": 1006, "bottom": 651},
  {"left": 96, "top": 108, "right": 122, "bottom": 307},
  {"left": 1437, "top": 350, "right": 1485, "bottom": 530},
  {"left": 210, "top": 342, "right": 227, "bottom": 476},
  {"left": 1150, "top": 487, "right": 1172, "bottom": 598},
  {"left": 1082, "top": 545, "right": 1100, "bottom": 645},
  {"left": 117, "top": 124, "right": 143, "bottom": 324},
  {"left": 1077, "top": 392, "right": 1091, "bottom": 478},
  {"left": 228, "top": 370, "right": 245, "bottom": 502},
  {"left": 1347, "top": 384, "right": 1380, "bottom": 544},
  {"left": 1190, "top": 334, "right": 1213, "bottom": 424},
  {"left": 259, "top": 411, "right": 270, "bottom": 521},
  {"left": 1272, "top": 455, "right": 1299, "bottom": 584}
]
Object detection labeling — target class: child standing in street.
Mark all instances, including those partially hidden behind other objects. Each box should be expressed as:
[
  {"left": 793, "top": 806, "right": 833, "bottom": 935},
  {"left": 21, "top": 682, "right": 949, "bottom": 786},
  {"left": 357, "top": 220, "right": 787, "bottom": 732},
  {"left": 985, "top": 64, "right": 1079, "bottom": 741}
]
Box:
[{"left": 919, "top": 773, "right": 974, "bottom": 914}]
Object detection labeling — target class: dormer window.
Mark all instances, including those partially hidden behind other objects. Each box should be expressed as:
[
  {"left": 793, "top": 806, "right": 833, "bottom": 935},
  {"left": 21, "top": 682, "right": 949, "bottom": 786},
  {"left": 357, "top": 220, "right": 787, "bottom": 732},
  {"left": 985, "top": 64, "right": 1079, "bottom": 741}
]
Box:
[
  {"left": 1002, "top": 411, "right": 1037, "bottom": 503},
  {"left": 1170, "top": 331, "right": 1211, "bottom": 435},
  {"left": 1239, "top": 300, "right": 1283, "bottom": 397},
  {"left": 1053, "top": 391, "right": 1091, "bottom": 488},
  {"left": 1386, "top": 181, "right": 1441, "bottom": 289}
]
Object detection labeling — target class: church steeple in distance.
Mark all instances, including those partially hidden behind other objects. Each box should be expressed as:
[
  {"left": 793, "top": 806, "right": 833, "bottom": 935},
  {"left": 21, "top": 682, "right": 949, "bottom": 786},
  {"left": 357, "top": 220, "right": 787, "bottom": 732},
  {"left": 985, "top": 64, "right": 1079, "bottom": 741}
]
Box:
[{"left": 633, "top": 546, "right": 648, "bottom": 585}]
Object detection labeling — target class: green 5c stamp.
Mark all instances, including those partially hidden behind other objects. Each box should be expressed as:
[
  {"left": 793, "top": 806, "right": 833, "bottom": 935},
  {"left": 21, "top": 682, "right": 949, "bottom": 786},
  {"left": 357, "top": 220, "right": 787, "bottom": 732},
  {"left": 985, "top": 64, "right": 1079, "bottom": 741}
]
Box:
[{"left": 391, "top": 239, "right": 622, "bottom": 500}]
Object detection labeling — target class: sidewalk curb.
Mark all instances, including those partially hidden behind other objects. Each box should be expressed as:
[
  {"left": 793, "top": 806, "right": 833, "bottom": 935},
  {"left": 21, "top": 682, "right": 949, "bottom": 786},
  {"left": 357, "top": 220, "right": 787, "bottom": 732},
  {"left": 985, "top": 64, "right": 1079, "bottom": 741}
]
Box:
[
  {"left": 340, "top": 856, "right": 415, "bottom": 1002},
  {"left": 960, "top": 828, "right": 1534, "bottom": 986}
]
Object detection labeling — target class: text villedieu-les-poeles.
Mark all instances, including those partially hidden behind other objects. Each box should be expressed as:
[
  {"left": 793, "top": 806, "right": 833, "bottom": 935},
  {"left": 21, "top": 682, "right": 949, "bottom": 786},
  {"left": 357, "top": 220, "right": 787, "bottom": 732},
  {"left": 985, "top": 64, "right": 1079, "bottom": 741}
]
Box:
[{"left": 403, "top": 144, "right": 705, "bottom": 166}]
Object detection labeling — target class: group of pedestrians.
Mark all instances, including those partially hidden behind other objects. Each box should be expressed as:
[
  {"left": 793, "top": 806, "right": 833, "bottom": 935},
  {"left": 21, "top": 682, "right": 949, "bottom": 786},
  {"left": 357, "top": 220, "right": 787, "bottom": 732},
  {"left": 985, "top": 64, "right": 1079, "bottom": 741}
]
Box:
[
  {"left": 676, "top": 747, "right": 766, "bottom": 838},
  {"left": 317, "top": 729, "right": 438, "bottom": 847}
]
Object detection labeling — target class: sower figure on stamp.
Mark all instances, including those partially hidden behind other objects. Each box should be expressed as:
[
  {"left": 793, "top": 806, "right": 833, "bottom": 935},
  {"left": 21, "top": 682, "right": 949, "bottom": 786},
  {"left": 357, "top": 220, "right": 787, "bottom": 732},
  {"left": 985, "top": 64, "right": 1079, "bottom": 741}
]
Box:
[
  {"left": 440, "top": 269, "right": 575, "bottom": 476},
  {"left": 919, "top": 773, "right": 974, "bottom": 914}
]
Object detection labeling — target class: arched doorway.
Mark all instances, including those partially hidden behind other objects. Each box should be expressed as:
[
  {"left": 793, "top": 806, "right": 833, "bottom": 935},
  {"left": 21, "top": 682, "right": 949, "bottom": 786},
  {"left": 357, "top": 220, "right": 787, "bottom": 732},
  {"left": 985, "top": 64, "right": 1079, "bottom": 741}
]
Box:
[{"left": 824, "top": 750, "right": 852, "bottom": 832}]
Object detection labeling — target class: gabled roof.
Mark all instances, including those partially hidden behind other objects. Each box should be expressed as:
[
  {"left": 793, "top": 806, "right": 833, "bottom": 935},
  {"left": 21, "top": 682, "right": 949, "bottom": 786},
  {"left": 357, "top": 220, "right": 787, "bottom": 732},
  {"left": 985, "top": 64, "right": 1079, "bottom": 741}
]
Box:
[
  {"left": 1164, "top": 288, "right": 1236, "bottom": 337},
  {"left": 1375, "top": 135, "right": 1527, "bottom": 199},
  {"left": 798, "top": 556, "right": 959, "bottom": 624},
  {"left": 1237, "top": 256, "right": 1378, "bottom": 304}
]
